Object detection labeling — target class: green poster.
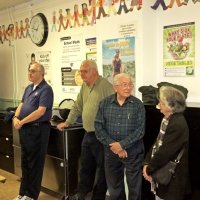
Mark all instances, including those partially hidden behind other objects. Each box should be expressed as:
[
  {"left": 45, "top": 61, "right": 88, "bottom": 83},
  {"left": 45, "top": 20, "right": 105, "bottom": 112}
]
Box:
[{"left": 163, "top": 22, "right": 195, "bottom": 77}]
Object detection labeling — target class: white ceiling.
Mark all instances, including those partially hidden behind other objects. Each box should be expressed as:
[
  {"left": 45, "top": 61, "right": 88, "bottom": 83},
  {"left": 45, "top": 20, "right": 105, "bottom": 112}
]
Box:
[{"left": 0, "top": 0, "right": 32, "bottom": 12}]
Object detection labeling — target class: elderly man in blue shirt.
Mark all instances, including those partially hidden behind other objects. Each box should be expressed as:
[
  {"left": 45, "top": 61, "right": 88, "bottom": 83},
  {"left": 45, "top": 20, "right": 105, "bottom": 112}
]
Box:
[
  {"left": 95, "top": 73, "right": 145, "bottom": 200},
  {"left": 13, "top": 62, "right": 54, "bottom": 200}
]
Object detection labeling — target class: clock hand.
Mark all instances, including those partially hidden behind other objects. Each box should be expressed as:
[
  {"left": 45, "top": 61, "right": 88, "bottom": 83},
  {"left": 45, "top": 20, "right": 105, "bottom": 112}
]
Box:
[{"left": 30, "top": 26, "right": 37, "bottom": 31}]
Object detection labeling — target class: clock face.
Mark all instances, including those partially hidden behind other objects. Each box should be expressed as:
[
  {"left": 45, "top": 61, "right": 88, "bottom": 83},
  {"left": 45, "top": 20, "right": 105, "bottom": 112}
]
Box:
[{"left": 29, "top": 13, "right": 48, "bottom": 47}]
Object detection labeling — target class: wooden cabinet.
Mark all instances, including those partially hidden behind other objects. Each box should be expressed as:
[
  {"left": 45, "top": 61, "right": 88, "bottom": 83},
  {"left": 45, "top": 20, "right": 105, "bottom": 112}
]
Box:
[{"left": 0, "top": 112, "right": 14, "bottom": 173}]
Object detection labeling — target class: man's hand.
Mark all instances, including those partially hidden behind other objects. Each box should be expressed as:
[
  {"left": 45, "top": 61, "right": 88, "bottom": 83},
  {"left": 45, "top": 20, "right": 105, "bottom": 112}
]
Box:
[
  {"left": 118, "top": 149, "right": 128, "bottom": 158},
  {"left": 109, "top": 142, "right": 128, "bottom": 158},
  {"left": 13, "top": 118, "right": 22, "bottom": 130},
  {"left": 109, "top": 142, "right": 123, "bottom": 154},
  {"left": 57, "top": 122, "right": 68, "bottom": 131}
]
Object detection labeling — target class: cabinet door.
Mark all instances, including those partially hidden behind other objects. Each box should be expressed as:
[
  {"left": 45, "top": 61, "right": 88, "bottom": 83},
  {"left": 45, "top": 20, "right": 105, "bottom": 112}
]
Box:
[
  {"left": 14, "top": 146, "right": 67, "bottom": 196},
  {"left": 0, "top": 136, "right": 13, "bottom": 155},
  {"left": 47, "top": 127, "right": 65, "bottom": 159},
  {"left": 185, "top": 107, "right": 200, "bottom": 188},
  {"left": 0, "top": 153, "right": 14, "bottom": 173},
  {"left": 66, "top": 128, "right": 84, "bottom": 195},
  {"left": 0, "top": 119, "right": 12, "bottom": 137},
  {"left": 42, "top": 155, "right": 66, "bottom": 196}
]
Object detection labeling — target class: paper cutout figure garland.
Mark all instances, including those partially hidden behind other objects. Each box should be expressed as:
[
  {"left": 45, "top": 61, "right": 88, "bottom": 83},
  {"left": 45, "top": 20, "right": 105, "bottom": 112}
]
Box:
[
  {"left": 151, "top": 0, "right": 168, "bottom": 10},
  {"left": 25, "top": 18, "right": 30, "bottom": 37},
  {"left": 73, "top": 4, "right": 81, "bottom": 28},
  {"left": 168, "top": 0, "right": 182, "bottom": 8},
  {"left": 58, "top": 9, "right": 65, "bottom": 32},
  {"left": 65, "top": 9, "right": 73, "bottom": 29},
  {"left": 117, "top": 0, "right": 129, "bottom": 14},
  {"left": 129, "top": 0, "right": 142, "bottom": 11},
  {"left": 82, "top": 3, "right": 90, "bottom": 26},
  {"left": 96, "top": 0, "right": 108, "bottom": 19},
  {"left": 51, "top": 11, "right": 57, "bottom": 32},
  {"left": 182, "top": 0, "right": 200, "bottom": 5},
  {"left": 89, "top": 0, "right": 96, "bottom": 25},
  {"left": 107, "top": 0, "right": 117, "bottom": 16}
]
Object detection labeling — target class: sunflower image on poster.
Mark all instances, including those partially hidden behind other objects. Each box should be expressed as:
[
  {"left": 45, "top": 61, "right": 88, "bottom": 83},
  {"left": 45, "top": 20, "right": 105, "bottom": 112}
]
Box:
[{"left": 163, "top": 22, "right": 195, "bottom": 77}]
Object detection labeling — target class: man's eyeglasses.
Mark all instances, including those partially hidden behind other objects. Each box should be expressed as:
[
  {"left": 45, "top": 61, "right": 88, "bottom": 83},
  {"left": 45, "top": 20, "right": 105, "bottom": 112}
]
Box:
[
  {"left": 79, "top": 70, "right": 89, "bottom": 74},
  {"left": 117, "top": 82, "right": 133, "bottom": 89},
  {"left": 28, "top": 69, "right": 41, "bottom": 74}
]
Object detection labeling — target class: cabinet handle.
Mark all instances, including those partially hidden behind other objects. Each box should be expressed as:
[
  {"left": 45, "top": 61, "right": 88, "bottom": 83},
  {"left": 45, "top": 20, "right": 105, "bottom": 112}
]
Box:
[
  {"left": 60, "top": 162, "right": 64, "bottom": 167},
  {"left": 6, "top": 138, "right": 9, "bottom": 141},
  {"left": 6, "top": 155, "right": 10, "bottom": 158}
]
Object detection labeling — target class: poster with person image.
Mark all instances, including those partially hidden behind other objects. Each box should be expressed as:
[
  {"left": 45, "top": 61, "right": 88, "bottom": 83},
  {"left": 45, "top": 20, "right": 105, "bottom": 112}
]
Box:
[
  {"left": 102, "top": 36, "right": 135, "bottom": 83},
  {"left": 26, "top": 51, "right": 52, "bottom": 85},
  {"left": 163, "top": 22, "right": 195, "bottom": 77}
]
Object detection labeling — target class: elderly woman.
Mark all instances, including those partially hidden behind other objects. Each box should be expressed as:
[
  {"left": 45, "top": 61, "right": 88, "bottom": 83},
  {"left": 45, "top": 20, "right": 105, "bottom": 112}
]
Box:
[{"left": 143, "top": 86, "right": 190, "bottom": 200}]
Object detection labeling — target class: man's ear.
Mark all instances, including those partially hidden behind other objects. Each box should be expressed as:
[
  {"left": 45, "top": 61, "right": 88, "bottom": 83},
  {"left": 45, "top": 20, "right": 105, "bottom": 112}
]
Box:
[{"left": 113, "top": 86, "right": 117, "bottom": 92}]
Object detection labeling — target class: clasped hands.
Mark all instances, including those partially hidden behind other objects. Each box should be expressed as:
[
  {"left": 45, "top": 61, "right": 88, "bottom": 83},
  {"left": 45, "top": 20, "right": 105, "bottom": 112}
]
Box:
[
  {"left": 13, "top": 118, "right": 23, "bottom": 129},
  {"left": 109, "top": 142, "right": 127, "bottom": 158}
]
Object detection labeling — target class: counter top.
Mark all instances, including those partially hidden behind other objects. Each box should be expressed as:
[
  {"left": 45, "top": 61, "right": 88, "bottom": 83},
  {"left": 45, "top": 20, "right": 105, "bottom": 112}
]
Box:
[{"left": 50, "top": 120, "right": 83, "bottom": 129}]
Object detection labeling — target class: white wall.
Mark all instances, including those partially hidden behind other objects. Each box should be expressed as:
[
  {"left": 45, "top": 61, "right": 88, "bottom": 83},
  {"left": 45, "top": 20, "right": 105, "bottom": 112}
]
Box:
[
  {"left": 0, "top": 0, "right": 200, "bottom": 106},
  {"left": 0, "top": 0, "right": 143, "bottom": 106},
  {"left": 154, "top": 2, "right": 200, "bottom": 103}
]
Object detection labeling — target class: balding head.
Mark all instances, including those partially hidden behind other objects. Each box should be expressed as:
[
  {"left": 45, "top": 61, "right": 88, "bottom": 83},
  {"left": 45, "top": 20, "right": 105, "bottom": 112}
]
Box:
[
  {"left": 28, "top": 62, "right": 45, "bottom": 84},
  {"left": 79, "top": 60, "right": 99, "bottom": 86},
  {"left": 81, "top": 60, "right": 98, "bottom": 73},
  {"left": 30, "top": 62, "right": 45, "bottom": 76}
]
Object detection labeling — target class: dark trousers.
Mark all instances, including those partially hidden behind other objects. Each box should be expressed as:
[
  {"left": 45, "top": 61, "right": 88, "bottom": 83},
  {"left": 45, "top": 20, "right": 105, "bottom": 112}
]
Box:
[
  {"left": 117, "top": 4, "right": 129, "bottom": 14},
  {"left": 96, "top": 8, "right": 107, "bottom": 19},
  {"left": 151, "top": 0, "right": 168, "bottom": 9},
  {"left": 77, "top": 133, "right": 107, "bottom": 200},
  {"left": 104, "top": 140, "right": 144, "bottom": 200},
  {"left": 19, "top": 122, "right": 50, "bottom": 199}
]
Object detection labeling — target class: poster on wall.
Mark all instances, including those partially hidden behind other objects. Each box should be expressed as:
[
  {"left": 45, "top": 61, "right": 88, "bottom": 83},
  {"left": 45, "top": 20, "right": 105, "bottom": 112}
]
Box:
[
  {"left": 85, "top": 37, "right": 97, "bottom": 61},
  {"left": 163, "top": 22, "right": 195, "bottom": 77},
  {"left": 26, "top": 51, "right": 52, "bottom": 85},
  {"left": 60, "top": 35, "right": 84, "bottom": 94},
  {"left": 102, "top": 36, "right": 135, "bottom": 84},
  {"left": 118, "top": 22, "right": 137, "bottom": 38}
]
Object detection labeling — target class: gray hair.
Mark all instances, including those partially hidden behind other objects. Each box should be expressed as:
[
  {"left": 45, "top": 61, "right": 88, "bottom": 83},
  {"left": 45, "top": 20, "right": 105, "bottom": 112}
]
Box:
[
  {"left": 39, "top": 64, "right": 45, "bottom": 76},
  {"left": 30, "top": 62, "right": 45, "bottom": 76},
  {"left": 113, "top": 73, "right": 133, "bottom": 86},
  {"left": 159, "top": 86, "right": 186, "bottom": 113},
  {"left": 81, "top": 60, "right": 98, "bottom": 72}
]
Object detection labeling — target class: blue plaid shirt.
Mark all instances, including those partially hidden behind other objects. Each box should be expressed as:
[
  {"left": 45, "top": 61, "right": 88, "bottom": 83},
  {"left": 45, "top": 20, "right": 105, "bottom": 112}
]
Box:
[{"left": 95, "top": 93, "right": 145, "bottom": 149}]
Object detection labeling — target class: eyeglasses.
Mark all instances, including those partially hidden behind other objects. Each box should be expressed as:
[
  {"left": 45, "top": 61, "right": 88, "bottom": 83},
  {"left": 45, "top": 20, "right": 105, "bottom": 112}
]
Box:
[
  {"left": 28, "top": 69, "right": 41, "bottom": 74},
  {"left": 117, "top": 82, "right": 133, "bottom": 89},
  {"left": 79, "top": 70, "right": 89, "bottom": 74}
]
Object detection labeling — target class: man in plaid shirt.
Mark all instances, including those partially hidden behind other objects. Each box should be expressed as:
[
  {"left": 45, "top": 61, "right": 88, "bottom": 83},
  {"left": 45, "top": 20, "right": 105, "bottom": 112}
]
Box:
[{"left": 95, "top": 73, "right": 145, "bottom": 200}]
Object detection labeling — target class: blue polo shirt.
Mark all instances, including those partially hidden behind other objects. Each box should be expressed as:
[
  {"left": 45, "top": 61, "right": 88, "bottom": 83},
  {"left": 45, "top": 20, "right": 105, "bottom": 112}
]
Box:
[{"left": 19, "top": 79, "right": 53, "bottom": 122}]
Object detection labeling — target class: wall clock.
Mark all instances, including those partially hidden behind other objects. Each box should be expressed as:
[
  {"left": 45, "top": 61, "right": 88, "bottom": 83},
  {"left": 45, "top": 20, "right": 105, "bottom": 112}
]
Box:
[{"left": 29, "top": 13, "right": 48, "bottom": 47}]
